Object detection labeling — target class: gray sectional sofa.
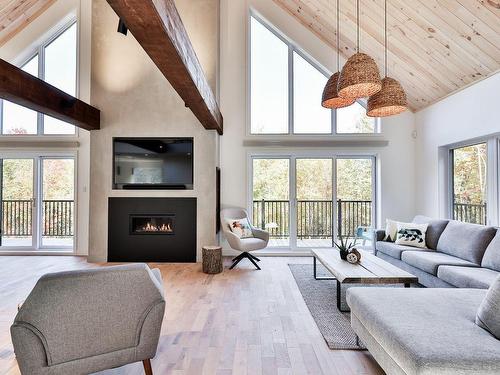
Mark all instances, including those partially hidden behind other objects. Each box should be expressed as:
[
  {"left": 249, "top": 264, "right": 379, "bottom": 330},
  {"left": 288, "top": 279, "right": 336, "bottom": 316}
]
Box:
[
  {"left": 346, "top": 216, "right": 500, "bottom": 375},
  {"left": 374, "top": 216, "right": 500, "bottom": 289}
]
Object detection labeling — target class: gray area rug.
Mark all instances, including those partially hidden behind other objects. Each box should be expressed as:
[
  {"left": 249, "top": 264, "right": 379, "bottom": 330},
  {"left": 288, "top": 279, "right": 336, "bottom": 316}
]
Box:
[
  {"left": 289, "top": 263, "right": 419, "bottom": 350},
  {"left": 288, "top": 263, "right": 365, "bottom": 350}
]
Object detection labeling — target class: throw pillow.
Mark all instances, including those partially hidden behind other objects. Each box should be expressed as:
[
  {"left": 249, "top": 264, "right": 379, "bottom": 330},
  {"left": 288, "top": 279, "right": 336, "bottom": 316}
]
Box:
[
  {"left": 226, "top": 218, "right": 254, "bottom": 239},
  {"left": 384, "top": 219, "right": 399, "bottom": 242},
  {"left": 476, "top": 275, "right": 500, "bottom": 339},
  {"left": 395, "top": 222, "right": 428, "bottom": 248}
]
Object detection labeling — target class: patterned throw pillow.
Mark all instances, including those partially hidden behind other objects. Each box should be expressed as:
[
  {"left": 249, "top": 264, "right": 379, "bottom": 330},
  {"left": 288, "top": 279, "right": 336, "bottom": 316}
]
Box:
[
  {"left": 226, "top": 218, "right": 254, "bottom": 239},
  {"left": 395, "top": 222, "right": 428, "bottom": 248}
]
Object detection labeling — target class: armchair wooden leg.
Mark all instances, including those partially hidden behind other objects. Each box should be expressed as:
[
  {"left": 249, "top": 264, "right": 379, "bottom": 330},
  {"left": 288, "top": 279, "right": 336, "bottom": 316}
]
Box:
[{"left": 143, "top": 359, "right": 153, "bottom": 375}]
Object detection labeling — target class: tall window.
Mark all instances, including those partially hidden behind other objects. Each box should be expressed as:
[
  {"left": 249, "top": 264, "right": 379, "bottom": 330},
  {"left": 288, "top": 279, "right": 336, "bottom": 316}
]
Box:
[
  {"left": 0, "top": 22, "right": 77, "bottom": 135},
  {"left": 250, "top": 14, "right": 376, "bottom": 135},
  {"left": 451, "top": 143, "right": 487, "bottom": 225}
]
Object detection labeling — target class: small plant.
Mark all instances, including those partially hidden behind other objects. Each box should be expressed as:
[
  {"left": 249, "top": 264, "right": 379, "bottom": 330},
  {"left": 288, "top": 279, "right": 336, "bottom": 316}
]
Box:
[{"left": 334, "top": 236, "right": 356, "bottom": 260}]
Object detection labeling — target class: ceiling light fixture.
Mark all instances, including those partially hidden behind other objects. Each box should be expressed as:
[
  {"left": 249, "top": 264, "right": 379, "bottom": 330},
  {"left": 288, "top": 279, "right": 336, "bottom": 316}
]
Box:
[
  {"left": 367, "top": 0, "right": 407, "bottom": 117},
  {"left": 337, "top": 0, "right": 382, "bottom": 99},
  {"left": 321, "top": 0, "right": 355, "bottom": 109}
]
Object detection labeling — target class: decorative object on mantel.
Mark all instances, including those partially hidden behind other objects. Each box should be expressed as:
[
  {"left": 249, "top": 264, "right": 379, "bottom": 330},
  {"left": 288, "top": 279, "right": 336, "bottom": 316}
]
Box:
[
  {"left": 346, "top": 248, "right": 362, "bottom": 264},
  {"left": 367, "top": 0, "right": 407, "bottom": 117},
  {"left": 334, "top": 236, "right": 356, "bottom": 261},
  {"left": 366, "top": 0, "right": 408, "bottom": 117},
  {"left": 202, "top": 245, "right": 223, "bottom": 274},
  {"left": 337, "top": 0, "right": 381, "bottom": 100},
  {"left": 321, "top": 0, "right": 354, "bottom": 109}
]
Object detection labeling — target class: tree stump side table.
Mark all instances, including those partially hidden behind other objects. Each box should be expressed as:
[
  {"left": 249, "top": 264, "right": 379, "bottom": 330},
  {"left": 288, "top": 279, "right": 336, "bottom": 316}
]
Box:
[{"left": 202, "top": 246, "right": 223, "bottom": 274}]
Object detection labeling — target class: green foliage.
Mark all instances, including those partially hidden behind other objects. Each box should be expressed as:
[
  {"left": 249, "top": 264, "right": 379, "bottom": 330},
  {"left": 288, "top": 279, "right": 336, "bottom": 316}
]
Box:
[
  {"left": 333, "top": 236, "right": 355, "bottom": 252},
  {"left": 253, "top": 158, "right": 373, "bottom": 202},
  {"left": 453, "top": 144, "right": 487, "bottom": 204},
  {"left": 1, "top": 158, "right": 74, "bottom": 200},
  {"left": 253, "top": 159, "right": 289, "bottom": 200}
]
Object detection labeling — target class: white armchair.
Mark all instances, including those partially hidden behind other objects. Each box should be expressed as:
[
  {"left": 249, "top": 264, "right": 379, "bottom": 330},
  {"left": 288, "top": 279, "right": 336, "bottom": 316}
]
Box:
[{"left": 220, "top": 208, "right": 269, "bottom": 270}]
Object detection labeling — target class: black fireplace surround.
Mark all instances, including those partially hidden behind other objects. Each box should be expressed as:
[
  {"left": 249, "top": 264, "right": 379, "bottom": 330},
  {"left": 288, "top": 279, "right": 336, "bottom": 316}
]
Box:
[{"left": 108, "top": 197, "right": 196, "bottom": 262}]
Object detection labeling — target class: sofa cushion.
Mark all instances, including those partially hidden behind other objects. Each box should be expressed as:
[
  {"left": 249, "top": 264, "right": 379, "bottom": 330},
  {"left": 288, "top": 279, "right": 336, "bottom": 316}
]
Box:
[
  {"left": 438, "top": 266, "right": 499, "bottom": 289},
  {"left": 401, "top": 251, "right": 478, "bottom": 275},
  {"left": 412, "top": 215, "right": 449, "bottom": 250},
  {"left": 347, "top": 288, "right": 500, "bottom": 375},
  {"left": 436, "top": 220, "right": 497, "bottom": 264},
  {"left": 482, "top": 230, "right": 500, "bottom": 271},
  {"left": 376, "top": 241, "right": 429, "bottom": 260},
  {"left": 476, "top": 275, "right": 500, "bottom": 340}
]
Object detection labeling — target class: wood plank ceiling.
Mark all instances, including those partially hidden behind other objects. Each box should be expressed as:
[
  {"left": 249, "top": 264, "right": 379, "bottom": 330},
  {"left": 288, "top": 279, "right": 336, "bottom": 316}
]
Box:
[
  {"left": 273, "top": 0, "right": 500, "bottom": 111},
  {"left": 0, "top": 0, "right": 56, "bottom": 46}
]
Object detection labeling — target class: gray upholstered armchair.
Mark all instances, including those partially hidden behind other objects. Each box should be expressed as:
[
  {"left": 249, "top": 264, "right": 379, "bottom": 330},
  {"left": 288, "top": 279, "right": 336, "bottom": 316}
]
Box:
[
  {"left": 221, "top": 208, "right": 269, "bottom": 270},
  {"left": 10, "top": 264, "right": 165, "bottom": 375}
]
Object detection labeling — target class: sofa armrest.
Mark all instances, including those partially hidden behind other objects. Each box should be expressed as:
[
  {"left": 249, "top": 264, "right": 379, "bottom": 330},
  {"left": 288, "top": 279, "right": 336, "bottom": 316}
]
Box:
[
  {"left": 11, "top": 323, "right": 48, "bottom": 373},
  {"left": 223, "top": 230, "right": 243, "bottom": 251},
  {"left": 135, "top": 301, "right": 165, "bottom": 361},
  {"left": 375, "top": 229, "right": 386, "bottom": 242},
  {"left": 252, "top": 228, "right": 269, "bottom": 242}
]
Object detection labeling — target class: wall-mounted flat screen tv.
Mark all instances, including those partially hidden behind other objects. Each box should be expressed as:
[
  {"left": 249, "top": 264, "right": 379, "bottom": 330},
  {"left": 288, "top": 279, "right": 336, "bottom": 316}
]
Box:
[{"left": 113, "top": 138, "right": 193, "bottom": 190}]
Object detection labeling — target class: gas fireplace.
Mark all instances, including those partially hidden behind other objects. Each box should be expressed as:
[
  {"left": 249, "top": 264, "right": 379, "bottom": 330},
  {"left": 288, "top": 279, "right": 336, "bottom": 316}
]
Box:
[
  {"left": 130, "top": 215, "right": 175, "bottom": 235},
  {"left": 108, "top": 197, "right": 196, "bottom": 262}
]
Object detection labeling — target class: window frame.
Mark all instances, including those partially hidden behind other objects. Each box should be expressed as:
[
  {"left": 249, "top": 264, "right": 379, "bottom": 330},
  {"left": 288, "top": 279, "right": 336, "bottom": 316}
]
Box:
[
  {"left": 247, "top": 150, "right": 378, "bottom": 250},
  {"left": 248, "top": 11, "right": 380, "bottom": 137},
  {"left": 446, "top": 137, "right": 499, "bottom": 226},
  {"left": 0, "top": 18, "right": 79, "bottom": 138}
]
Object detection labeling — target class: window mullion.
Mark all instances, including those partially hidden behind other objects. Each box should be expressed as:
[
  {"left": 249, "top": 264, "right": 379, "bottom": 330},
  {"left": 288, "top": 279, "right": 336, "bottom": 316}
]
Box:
[
  {"left": 38, "top": 44, "right": 45, "bottom": 135},
  {"left": 288, "top": 45, "right": 293, "bottom": 135}
]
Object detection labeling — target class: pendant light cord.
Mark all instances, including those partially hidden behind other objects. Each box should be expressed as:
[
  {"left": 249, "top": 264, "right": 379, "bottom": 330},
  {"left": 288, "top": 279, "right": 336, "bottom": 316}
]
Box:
[
  {"left": 384, "top": 0, "right": 388, "bottom": 77},
  {"left": 356, "top": 0, "right": 360, "bottom": 53},
  {"left": 336, "top": 0, "right": 340, "bottom": 71}
]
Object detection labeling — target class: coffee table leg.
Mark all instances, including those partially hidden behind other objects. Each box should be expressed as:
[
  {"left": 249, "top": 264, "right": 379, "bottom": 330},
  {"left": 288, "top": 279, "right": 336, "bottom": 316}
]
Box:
[{"left": 337, "top": 281, "right": 350, "bottom": 313}]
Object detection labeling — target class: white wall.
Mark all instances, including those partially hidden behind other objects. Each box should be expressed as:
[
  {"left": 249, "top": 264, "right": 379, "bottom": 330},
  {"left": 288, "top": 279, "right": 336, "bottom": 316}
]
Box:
[
  {"left": 219, "top": 0, "right": 416, "bottom": 252},
  {"left": 415, "top": 73, "right": 500, "bottom": 220},
  {"left": 0, "top": 0, "right": 92, "bottom": 256},
  {"left": 88, "top": 0, "right": 219, "bottom": 262}
]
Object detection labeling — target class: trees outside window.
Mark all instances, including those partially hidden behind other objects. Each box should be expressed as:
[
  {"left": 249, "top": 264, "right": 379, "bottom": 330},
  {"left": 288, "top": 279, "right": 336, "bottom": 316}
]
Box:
[{"left": 452, "top": 143, "right": 487, "bottom": 225}]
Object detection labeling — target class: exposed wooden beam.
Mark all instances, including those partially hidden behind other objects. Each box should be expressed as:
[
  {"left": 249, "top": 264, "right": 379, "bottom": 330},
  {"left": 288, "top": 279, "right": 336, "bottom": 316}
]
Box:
[
  {"left": 0, "top": 59, "right": 100, "bottom": 131},
  {"left": 105, "top": 0, "right": 223, "bottom": 135}
]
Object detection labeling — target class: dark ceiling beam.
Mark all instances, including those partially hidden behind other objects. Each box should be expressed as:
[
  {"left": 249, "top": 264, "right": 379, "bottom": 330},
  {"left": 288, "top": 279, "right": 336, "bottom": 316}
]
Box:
[
  {"left": 0, "top": 59, "right": 100, "bottom": 131},
  {"left": 106, "top": 0, "right": 223, "bottom": 135}
]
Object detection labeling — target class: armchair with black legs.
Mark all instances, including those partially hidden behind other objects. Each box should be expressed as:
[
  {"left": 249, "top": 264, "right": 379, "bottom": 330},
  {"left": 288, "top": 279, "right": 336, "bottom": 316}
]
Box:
[{"left": 220, "top": 208, "right": 269, "bottom": 270}]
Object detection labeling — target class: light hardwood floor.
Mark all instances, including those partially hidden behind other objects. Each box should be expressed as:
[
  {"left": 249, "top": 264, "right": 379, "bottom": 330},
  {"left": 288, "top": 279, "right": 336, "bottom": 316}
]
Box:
[{"left": 0, "top": 256, "right": 384, "bottom": 375}]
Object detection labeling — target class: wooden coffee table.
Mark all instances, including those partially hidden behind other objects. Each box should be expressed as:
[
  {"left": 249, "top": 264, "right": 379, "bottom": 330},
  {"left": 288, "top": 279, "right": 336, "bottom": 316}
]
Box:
[{"left": 312, "top": 248, "right": 418, "bottom": 312}]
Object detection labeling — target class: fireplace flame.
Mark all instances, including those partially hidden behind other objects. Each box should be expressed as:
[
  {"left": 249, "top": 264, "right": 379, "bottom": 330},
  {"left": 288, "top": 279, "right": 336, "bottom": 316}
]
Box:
[{"left": 137, "top": 221, "right": 173, "bottom": 232}]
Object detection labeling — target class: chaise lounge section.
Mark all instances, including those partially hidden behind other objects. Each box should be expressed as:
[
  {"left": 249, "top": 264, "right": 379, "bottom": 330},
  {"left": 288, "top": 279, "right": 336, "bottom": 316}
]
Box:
[
  {"left": 347, "top": 216, "right": 500, "bottom": 374},
  {"left": 347, "top": 287, "right": 500, "bottom": 375}
]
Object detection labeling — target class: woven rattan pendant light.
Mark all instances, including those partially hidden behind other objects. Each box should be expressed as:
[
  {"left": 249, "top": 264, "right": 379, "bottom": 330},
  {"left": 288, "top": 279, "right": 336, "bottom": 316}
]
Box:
[
  {"left": 322, "top": 0, "right": 354, "bottom": 109},
  {"left": 338, "top": 0, "right": 381, "bottom": 99},
  {"left": 367, "top": 0, "right": 407, "bottom": 117}
]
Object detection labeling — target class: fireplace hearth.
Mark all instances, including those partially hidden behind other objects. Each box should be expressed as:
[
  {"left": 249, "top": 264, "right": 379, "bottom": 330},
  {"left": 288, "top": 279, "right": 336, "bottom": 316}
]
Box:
[{"left": 108, "top": 198, "right": 196, "bottom": 262}]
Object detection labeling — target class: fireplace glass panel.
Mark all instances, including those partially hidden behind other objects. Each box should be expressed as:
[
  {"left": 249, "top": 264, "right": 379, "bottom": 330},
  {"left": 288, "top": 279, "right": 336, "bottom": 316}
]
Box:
[{"left": 130, "top": 215, "right": 175, "bottom": 234}]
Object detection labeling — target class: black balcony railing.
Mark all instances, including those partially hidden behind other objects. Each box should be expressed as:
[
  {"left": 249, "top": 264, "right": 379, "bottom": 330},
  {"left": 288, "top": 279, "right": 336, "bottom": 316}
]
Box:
[
  {"left": 253, "top": 199, "right": 372, "bottom": 239},
  {"left": 453, "top": 202, "right": 487, "bottom": 225},
  {"left": 1, "top": 199, "right": 74, "bottom": 237}
]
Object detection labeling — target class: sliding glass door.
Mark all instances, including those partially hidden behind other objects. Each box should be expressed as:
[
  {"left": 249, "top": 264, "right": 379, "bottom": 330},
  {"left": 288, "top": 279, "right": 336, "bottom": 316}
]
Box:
[
  {"left": 0, "top": 158, "right": 35, "bottom": 247},
  {"left": 250, "top": 154, "right": 376, "bottom": 249},
  {"left": 252, "top": 158, "right": 290, "bottom": 247},
  {"left": 296, "top": 158, "right": 333, "bottom": 247},
  {"left": 0, "top": 153, "right": 75, "bottom": 251}
]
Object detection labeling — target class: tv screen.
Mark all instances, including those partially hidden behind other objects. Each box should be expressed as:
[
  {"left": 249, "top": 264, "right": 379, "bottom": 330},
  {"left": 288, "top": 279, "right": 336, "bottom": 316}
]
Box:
[{"left": 113, "top": 138, "right": 193, "bottom": 190}]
